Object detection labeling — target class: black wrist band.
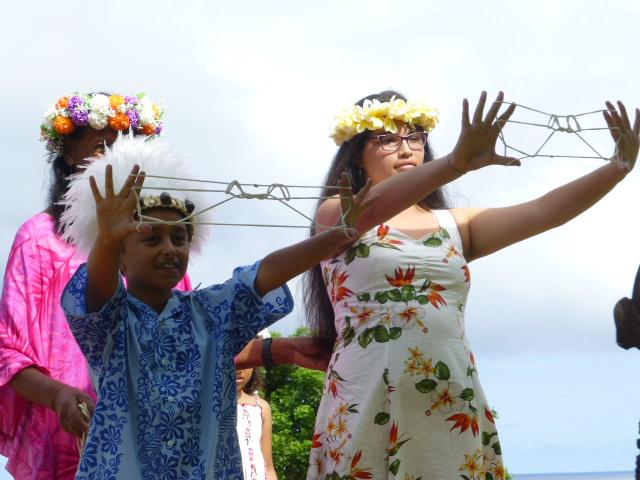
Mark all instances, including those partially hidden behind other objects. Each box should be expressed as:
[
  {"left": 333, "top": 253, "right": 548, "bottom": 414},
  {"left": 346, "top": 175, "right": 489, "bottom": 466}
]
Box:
[{"left": 262, "top": 338, "right": 274, "bottom": 369}]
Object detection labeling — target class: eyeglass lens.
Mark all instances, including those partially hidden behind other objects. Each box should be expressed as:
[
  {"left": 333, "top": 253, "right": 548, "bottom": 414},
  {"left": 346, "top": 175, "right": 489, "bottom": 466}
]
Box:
[{"left": 379, "top": 132, "right": 426, "bottom": 151}]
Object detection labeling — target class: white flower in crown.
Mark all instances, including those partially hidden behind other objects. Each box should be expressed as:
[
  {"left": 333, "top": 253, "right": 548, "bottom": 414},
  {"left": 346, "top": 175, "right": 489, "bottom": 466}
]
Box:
[
  {"left": 89, "top": 94, "right": 113, "bottom": 116},
  {"left": 88, "top": 111, "right": 109, "bottom": 130},
  {"left": 137, "top": 96, "right": 157, "bottom": 126},
  {"left": 42, "top": 105, "right": 57, "bottom": 129}
]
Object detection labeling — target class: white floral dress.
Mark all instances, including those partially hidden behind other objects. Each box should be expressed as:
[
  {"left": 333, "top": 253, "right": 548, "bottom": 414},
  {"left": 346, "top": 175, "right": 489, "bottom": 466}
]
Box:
[{"left": 307, "top": 210, "right": 506, "bottom": 480}]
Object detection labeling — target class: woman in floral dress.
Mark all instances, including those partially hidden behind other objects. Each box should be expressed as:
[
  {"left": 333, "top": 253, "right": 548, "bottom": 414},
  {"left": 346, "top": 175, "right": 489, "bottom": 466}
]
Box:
[{"left": 303, "top": 90, "right": 639, "bottom": 479}]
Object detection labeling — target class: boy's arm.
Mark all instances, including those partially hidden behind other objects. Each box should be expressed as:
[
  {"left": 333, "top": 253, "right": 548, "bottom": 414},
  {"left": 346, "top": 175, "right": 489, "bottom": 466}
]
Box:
[
  {"left": 254, "top": 174, "right": 370, "bottom": 297},
  {"left": 85, "top": 165, "right": 146, "bottom": 312},
  {"left": 255, "top": 228, "right": 355, "bottom": 297}
]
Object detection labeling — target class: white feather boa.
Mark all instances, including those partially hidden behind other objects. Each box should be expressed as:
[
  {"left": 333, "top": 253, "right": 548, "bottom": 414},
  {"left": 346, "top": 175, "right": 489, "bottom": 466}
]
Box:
[{"left": 60, "top": 133, "right": 212, "bottom": 256}]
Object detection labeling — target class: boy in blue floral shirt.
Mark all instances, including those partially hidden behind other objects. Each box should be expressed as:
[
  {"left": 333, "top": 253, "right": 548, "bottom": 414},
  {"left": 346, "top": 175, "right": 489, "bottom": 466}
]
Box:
[{"left": 60, "top": 135, "right": 369, "bottom": 479}]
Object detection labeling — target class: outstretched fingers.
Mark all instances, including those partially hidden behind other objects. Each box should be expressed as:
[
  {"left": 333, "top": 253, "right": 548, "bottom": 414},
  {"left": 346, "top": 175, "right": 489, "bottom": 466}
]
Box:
[
  {"left": 602, "top": 108, "right": 619, "bottom": 143},
  {"left": 89, "top": 176, "right": 103, "bottom": 202},
  {"left": 472, "top": 91, "right": 487, "bottom": 125},
  {"left": 104, "top": 164, "right": 115, "bottom": 197},
  {"left": 483, "top": 91, "right": 504, "bottom": 125},
  {"left": 118, "top": 165, "right": 142, "bottom": 197},
  {"left": 498, "top": 102, "right": 516, "bottom": 128},
  {"left": 617, "top": 101, "right": 631, "bottom": 129},
  {"left": 461, "top": 98, "right": 471, "bottom": 128}
]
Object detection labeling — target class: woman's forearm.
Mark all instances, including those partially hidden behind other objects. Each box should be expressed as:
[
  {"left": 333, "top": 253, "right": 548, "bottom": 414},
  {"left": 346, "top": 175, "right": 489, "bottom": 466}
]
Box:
[
  {"left": 9, "top": 366, "right": 64, "bottom": 410},
  {"left": 235, "top": 338, "right": 294, "bottom": 369},
  {"left": 535, "top": 161, "right": 626, "bottom": 229}
]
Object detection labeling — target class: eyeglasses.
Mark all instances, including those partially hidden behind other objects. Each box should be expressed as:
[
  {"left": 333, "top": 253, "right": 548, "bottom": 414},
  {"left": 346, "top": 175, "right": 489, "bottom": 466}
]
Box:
[{"left": 373, "top": 132, "right": 428, "bottom": 152}]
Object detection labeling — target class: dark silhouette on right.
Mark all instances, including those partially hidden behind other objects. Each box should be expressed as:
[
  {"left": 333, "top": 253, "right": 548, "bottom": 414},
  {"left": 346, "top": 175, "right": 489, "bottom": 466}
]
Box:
[
  {"left": 613, "top": 264, "right": 640, "bottom": 480},
  {"left": 614, "top": 265, "right": 640, "bottom": 349}
]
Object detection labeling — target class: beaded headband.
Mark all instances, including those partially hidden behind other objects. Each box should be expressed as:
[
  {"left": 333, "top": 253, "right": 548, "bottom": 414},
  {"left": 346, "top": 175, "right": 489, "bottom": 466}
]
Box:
[
  {"left": 139, "top": 193, "right": 195, "bottom": 219},
  {"left": 40, "top": 92, "right": 164, "bottom": 161},
  {"left": 60, "top": 133, "right": 212, "bottom": 256},
  {"left": 330, "top": 96, "right": 439, "bottom": 145}
]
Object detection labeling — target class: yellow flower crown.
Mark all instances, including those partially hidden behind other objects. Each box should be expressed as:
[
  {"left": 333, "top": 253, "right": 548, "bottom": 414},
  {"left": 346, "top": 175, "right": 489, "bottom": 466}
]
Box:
[{"left": 330, "top": 96, "right": 440, "bottom": 146}]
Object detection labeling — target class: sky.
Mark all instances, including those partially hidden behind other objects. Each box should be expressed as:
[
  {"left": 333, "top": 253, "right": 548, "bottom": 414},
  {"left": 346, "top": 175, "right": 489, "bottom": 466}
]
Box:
[{"left": 1, "top": 0, "right": 639, "bottom": 476}]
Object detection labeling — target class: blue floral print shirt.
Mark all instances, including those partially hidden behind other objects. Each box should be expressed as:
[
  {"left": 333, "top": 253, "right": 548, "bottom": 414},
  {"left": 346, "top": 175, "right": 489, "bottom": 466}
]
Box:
[{"left": 62, "top": 261, "right": 293, "bottom": 480}]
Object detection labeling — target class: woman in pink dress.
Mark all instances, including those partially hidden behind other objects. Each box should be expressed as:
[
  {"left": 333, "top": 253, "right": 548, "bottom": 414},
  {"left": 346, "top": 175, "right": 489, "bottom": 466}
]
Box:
[{"left": 0, "top": 92, "right": 192, "bottom": 480}]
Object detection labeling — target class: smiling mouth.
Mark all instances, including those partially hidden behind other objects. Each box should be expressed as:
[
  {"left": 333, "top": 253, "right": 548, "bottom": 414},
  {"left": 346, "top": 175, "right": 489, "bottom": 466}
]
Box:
[{"left": 157, "top": 263, "right": 180, "bottom": 271}]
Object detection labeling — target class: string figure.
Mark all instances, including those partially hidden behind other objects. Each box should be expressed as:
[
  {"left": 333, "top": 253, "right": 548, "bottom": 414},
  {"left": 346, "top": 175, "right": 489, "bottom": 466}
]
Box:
[
  {"left": 130, "top": 102, "right": 624, "bottom": 230},
  {"left": 134, "top": 174, "right": 352, "bottom": 230},
  {"left": 496, "top": 102, "right": 621, "bottom": 162}
]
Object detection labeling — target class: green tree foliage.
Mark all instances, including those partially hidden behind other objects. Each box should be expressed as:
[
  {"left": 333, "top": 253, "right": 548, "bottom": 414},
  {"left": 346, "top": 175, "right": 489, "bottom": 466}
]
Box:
[{"left": 262, "top": 328, "right": 326, "bottom": 480}]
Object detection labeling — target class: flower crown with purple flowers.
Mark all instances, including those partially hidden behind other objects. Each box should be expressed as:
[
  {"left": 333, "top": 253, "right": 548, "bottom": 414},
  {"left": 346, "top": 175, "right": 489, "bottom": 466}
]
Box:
[{"left": 40, "top": 92, "right": 165, "bottom": 161}]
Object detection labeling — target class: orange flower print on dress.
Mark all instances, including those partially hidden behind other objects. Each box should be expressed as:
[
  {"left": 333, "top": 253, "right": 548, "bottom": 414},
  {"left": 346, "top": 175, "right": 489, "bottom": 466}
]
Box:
[
  {"left": 459, "top": 451, "right": 482, "bottom": 478},
  {"left": 326, "top": 265, "right": 355, "bottom": 303},
  {"left": 376, "top": 224, "right": 405, "bottom": 245},
  {"left": 349, "top": 450, "right": 374, "bottom": 479},
  {"left": 312, "top": 432, "right": 323, "bottom": 448},
  {"left": 446, "top": 412, "right": 479, "bottom": 436},
  {"left": 429, "top": 381, "right": 465, "bottom": 414},
  {"left": 386, "top": 266, "right": 416, "bottom": 287},
  {"left": 462, "top": 264, "right": 471, "bottom": 282},
  {"left": 388, "top": 421, "right": 411, "bottom": 456},
  {"left": 485, "top": 407, "right": 495, "bottom": 424},
  {"left": 397, "top": 306, "right": 423, "bottom": 326},
  {"left": 425, "top": 282, "right": 447, "bottom": 309},
  {"left": 443, "top": 244, "right": 462, "bottom": 263},
  {"left": 349, "top": 305, "right": 375, "bottom": 327},
  {"left": 329, "top": 441, "right": 347, "bottom": 466}
]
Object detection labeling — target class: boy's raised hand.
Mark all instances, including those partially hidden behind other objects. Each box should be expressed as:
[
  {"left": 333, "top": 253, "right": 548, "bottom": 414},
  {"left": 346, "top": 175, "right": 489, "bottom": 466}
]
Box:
[
  {"left": 89, "top": 164, "right": 147, "bottom": 244},
  {"left": 338, "top": 173, "right": 373, "bottom": 239}
]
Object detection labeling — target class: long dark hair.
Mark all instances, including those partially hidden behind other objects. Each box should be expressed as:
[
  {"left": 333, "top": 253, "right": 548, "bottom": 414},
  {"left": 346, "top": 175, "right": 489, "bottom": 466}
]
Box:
[
  {"left": 302, "top": 90, "right": 448, "bottom": 341},
  {"left": 47, "top": 126, "right": 90, "bottom": 233}
]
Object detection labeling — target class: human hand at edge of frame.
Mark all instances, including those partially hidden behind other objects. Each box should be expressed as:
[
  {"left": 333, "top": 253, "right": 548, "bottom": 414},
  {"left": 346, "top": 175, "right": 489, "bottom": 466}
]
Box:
[
  {"left": 337, "top": 172, "right": 373, "bottom": 239},
  {"left": 291, "top": 337, "right": 334, "bottom": 371},
  {"left": 52, "top": 384, "right": 95, "bottom": 438},
  {"left": 603, "top": 100, "right": 640, "bottom": 175},
  {"left": 449, "top": 91, "right": 519, "bottom": 173},
  {"left": 90, "top": 164, "right": 148, "bottom": 244}
]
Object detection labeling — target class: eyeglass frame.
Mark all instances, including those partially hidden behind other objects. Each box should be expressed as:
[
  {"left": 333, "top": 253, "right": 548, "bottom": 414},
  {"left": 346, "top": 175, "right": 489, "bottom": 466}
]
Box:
[{"left": 370, "top": 131, "right": 429, "bottom": 152}]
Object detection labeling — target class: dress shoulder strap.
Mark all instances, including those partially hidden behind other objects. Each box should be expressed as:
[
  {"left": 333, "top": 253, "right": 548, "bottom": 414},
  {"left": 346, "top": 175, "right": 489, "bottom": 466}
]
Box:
[{"left": 432, "top": 210, "right": 464, "bottom": 252}]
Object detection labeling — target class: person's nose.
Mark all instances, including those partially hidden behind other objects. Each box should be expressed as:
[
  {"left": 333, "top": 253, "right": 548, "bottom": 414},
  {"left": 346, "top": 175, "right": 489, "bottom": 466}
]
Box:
[
  {"left": 160, "top": 236, "right": 177, "bottom": 256},
  {"left": 397, "top": 137, "right": 413, "bottom": 157}
]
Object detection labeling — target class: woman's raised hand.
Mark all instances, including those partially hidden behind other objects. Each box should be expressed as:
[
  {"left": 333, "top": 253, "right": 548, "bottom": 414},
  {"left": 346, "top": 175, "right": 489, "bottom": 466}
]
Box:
[
  {"left": 450, "top": 91, "right": 518, "bottom": 173},
  {"left": 89, "top": 164, "right": 147, "bottom": 243},
  {"left": 603, "top": 100, "right": 640, "bottom": 174}
]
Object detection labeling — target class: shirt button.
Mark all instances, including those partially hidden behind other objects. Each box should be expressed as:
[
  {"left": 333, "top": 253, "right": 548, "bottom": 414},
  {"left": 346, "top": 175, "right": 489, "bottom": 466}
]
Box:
[
  {"left": 167, "top": 396, "right": 175, "bottom": 402},
  {"left": 161, "top": 358, "right": 169, "bottom": 366},
  {"left": 166, "top": 438, "right": 175, "bottom": 448}
]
